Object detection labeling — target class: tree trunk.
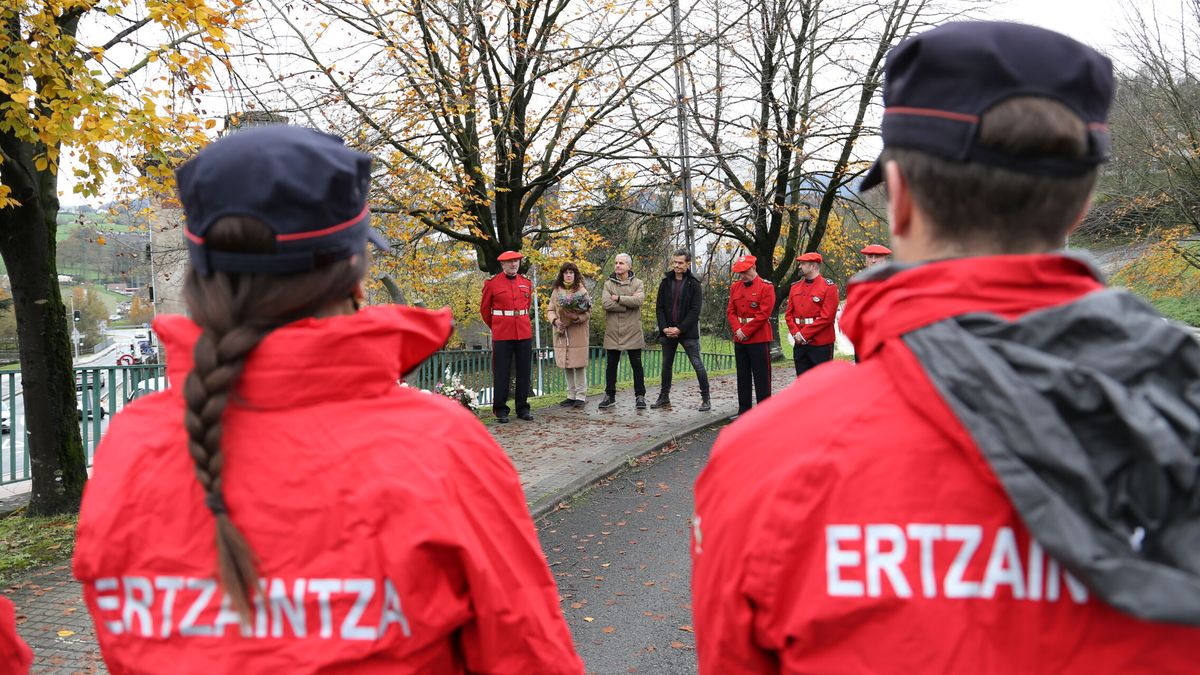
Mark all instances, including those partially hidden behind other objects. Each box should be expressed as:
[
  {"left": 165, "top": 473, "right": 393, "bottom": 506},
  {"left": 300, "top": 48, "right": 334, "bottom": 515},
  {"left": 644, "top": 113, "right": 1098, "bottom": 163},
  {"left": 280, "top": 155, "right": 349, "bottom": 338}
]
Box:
[{"left": 0, "top": 153, "right": 88, "bottom": 516}]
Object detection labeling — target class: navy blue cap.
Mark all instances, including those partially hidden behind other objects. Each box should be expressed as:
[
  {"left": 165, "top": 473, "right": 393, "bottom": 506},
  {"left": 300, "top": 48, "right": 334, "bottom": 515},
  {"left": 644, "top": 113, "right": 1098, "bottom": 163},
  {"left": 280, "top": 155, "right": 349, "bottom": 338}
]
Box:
[
  {"left": 176, "top": 125, "right": 391, "bottom": 276},
  {"left": 860, "top": 21, "right": 1114, "bottom": 191}
]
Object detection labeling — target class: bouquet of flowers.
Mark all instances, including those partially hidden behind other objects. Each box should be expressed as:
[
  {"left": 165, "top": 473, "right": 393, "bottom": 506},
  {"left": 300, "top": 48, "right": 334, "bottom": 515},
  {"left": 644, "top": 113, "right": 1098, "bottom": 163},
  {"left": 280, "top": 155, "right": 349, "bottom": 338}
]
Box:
[
  {"left": 433, "top": 368, "right": 480, "bottom": 410},
  {"left": 556, "top": 290, "right": 592, "bottom": 332}
]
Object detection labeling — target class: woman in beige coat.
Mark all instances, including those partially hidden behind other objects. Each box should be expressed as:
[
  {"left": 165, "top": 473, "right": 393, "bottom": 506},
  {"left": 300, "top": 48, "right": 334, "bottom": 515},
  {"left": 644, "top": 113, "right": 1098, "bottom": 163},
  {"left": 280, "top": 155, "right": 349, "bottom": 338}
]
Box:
[
  {"left": 547, "top": 262, "right": 592, "bottom": 408},
  {"left": 599, "top": 253, "right": 647, "bottom": 410}
]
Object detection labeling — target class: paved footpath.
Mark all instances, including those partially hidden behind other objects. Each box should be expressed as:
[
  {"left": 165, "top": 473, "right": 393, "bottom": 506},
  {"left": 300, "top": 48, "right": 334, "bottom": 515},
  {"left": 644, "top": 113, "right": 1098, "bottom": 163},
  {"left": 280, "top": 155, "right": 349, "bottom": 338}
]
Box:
[{"left": 7, "top": 367, "right": 795, "bottom": 673}]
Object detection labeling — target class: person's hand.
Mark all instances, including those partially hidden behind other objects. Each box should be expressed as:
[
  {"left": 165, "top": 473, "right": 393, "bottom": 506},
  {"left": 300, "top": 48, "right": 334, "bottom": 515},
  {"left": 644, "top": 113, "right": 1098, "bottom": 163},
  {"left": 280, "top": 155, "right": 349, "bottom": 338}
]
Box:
[
  {"left": 611, "top": 294, "right": 620, "bottom": 302},
  {"left": 553, "top": 319, "right": 564, "bottom": 330},
  {"left": 735, "top": 329, "right": 747, "bottom": 341}
]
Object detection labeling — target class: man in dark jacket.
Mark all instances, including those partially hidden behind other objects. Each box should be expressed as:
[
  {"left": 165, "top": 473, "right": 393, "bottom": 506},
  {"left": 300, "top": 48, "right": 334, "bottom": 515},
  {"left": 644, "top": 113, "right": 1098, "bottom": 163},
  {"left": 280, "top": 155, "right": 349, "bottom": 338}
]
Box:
[
  {"left": 650, "top": 250, "right": 710, "bottom": 411},
  {"left": 693, "top": 21, "right": 1200, "bottom": 674}
]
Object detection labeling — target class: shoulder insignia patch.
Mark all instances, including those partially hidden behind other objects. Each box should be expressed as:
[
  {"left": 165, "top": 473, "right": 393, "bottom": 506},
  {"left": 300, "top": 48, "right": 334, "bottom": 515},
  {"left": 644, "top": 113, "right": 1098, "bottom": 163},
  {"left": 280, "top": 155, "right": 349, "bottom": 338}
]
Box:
[{"left": 825, "top": 277, "right": 836, "bottom": 286}]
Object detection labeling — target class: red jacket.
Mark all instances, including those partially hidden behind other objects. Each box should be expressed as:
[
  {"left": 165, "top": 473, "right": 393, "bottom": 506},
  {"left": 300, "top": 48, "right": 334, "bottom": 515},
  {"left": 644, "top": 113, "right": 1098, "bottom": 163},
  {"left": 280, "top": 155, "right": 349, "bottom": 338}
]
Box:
[
  {"left": 480, "top": 274, "right": 534, "bottom": 341},
  {"left": 784, "top": 275, "right": 838, "bottom": 346},
  {"left": 1, "top": 595, "right": 32, "bottom": 674},
  {"left": 726, "top": 276, "right": 775, "bottom": 344},
  {"left": 73, "top": 306, "right": 583, "bottom": 675},
  {"left": 693, "top": 255, "right": 1199, "bottom": 674}
]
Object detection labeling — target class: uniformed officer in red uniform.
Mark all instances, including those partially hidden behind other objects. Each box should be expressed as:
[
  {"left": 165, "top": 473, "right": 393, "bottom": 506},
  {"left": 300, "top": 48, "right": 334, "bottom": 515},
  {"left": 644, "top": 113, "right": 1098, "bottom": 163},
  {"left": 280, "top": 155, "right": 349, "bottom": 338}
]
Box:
[
  {"left": 1, "top": 594, "right": 32, "bottom": 674},
  {"left": 852, "top": 245, "right": 890, "bottom": 363},
  {"left": 860, "top": 243, "right": 892, "bottom": 268},
  {"left": 785, "top": 252, "right": 839, "bottom": 377},
  {"left": 694, "top": 22, "right": 1200, "bottom": 675},
  {"left": 480, "top": 250, "right": 535, "bottom": 422},
  {"left": 726, "top": 255, "right": 775, "bottom": 415}
]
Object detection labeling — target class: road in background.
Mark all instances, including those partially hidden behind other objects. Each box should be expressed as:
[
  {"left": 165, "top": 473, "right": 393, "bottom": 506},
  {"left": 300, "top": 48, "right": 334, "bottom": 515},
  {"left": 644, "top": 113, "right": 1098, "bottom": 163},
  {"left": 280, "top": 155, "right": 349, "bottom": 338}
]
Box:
[{"left": 1, "top": 326, "right": 162, "bottom": 484}]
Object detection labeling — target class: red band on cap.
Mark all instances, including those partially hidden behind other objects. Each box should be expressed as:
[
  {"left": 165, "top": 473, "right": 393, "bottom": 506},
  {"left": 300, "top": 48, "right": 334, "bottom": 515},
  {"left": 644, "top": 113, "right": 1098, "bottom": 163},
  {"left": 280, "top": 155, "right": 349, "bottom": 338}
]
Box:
[
  {"left": 186, "top": 205, "right": 369, "bottom": 245},
  {"left": 885, "top": 106, "right": 979, "bottom": 123},
  {"left": 276, "top": 205, "right": 370, "bottom": 242}
]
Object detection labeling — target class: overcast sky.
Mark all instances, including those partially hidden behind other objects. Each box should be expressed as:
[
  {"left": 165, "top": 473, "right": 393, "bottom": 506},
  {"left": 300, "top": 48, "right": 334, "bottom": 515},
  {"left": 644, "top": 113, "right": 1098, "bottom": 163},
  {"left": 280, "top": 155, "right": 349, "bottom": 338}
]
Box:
[
  {"left": 977, "top": 0, "right": 1180, "bottom": 62},
  {"left": 58, "top": 0, "right": 1179, "bottom": 206}
]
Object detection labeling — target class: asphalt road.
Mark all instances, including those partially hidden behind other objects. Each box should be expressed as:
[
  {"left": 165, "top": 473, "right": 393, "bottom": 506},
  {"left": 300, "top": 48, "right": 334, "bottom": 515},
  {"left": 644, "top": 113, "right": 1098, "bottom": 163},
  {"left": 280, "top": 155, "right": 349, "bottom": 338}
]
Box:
[
  {"left": 0, "top": 327, "right": 159, "bottom": 482},
  {"left": 538, "top": 427, "right": 717, "bottom": 675}
]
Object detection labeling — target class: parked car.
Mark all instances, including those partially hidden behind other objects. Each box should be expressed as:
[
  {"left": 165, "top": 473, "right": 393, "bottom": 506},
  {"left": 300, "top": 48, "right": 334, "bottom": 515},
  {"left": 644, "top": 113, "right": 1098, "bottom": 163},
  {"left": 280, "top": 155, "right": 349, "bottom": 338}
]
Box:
[
  {"left": 1, "top": 404, "right": 9, "bottom": 434},
  {"left": 75, "top": 372, "right": 106, "bottom": 391},
  {"left": 78, "top": 401, "right": 108, "bottom": 420}
]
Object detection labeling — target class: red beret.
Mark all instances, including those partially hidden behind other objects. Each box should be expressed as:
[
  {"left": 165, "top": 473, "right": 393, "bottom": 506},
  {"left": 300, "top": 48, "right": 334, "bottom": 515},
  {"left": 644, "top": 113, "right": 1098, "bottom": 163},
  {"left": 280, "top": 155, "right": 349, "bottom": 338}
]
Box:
[
  {"left": 731, "top": 255, "right": 757, "bottom": 273},
  {"left": 860, "top": 244, "right": 892, "bottom": 255},
  {"left": 497, "top": 250, "right": 524, "bottom": 261},
  {"left": 795, "top": 252, "right": 823, "bottom": 263}
]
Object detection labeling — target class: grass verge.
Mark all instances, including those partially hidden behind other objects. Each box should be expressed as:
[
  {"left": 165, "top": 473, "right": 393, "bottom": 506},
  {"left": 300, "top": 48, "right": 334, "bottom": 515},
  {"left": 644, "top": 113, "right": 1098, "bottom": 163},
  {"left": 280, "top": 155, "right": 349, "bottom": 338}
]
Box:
[
  {"left": 0, "top": 511, "right": 78, "bottom": 587},
  {"left": 1110, "top": 242, "right": 1200, "bottom": 327}
]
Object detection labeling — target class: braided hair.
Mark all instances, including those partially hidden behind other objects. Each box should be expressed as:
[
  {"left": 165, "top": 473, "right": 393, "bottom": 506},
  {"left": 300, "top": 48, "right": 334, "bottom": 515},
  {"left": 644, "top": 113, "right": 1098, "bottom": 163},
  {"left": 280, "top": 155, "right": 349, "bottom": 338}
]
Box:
[{"left": 182, "top": 216, "right": 367, "bottom": 620}]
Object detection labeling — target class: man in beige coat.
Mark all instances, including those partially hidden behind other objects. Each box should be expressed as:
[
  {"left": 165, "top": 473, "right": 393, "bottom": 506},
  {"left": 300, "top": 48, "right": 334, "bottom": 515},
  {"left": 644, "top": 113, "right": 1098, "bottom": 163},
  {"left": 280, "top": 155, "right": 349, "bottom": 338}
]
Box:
[{"left": 599, "top": 253, "right": 647, "bottom": 409}]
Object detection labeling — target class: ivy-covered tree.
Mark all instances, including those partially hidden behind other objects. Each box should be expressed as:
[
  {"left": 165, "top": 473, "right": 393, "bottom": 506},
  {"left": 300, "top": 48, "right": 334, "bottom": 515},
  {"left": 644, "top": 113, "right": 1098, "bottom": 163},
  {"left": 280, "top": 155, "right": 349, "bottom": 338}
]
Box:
[{"left": 0, "top": 0, "right": 243, "bottom": 515}]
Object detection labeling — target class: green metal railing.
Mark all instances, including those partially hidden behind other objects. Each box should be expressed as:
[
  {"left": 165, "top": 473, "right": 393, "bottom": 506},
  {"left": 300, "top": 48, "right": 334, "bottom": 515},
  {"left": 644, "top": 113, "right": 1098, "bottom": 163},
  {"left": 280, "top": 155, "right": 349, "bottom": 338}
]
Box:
[
  {"left": 0, "top": 346, "right": 735, "bottom": 486},
  {"left": 1, "top": 365, "right": 167, "bottom": 486},
  {"left": 409, "top": 346, "right": 736, "bottom": 405}
]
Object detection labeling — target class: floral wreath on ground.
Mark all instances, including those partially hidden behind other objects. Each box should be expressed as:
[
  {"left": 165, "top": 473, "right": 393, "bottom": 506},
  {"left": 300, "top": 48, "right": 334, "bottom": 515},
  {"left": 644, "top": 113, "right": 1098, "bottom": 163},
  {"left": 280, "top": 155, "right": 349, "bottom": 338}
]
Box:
[
  {"left": 399, "top": 369, "right": 480, "bottom": 411},
  {"left": 433, "top": 368, "right": 480, "bottom": 410}
]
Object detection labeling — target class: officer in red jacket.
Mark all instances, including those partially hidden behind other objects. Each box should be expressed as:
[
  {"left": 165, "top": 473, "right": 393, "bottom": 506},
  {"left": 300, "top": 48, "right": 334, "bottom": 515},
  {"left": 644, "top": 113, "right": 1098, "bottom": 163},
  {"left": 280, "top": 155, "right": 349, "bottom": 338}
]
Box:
[
  {"left": 784, "top": 252, "right": 838, "bottom": 377},
  {"left": 851, "top": 245, "right": 890, "bottom": 363},
  {"left": 726, "top": 255, "right": 775, "bottom": 415},
  {"left": 860, "top": 243, "right": 892, "bottom": 268},
  {"left": 693, "top": 22, "right": 1200, "bottom": 674},
  {"left": 480, "top": 250, "right": 534, "bottom": 423},
  {"left": 1, "top": 594, "right": 32, "bottom": 674},
  {"left": 73, "top": 126, "right": 583, "bottom": 674}
]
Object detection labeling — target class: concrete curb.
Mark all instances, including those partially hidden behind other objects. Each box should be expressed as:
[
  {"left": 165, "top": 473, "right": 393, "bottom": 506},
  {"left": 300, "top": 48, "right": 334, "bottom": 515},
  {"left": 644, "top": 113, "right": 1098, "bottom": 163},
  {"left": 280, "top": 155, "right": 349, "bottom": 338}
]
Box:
[{"left": 527, "top": 410, "right": 733, "bottom": 521}]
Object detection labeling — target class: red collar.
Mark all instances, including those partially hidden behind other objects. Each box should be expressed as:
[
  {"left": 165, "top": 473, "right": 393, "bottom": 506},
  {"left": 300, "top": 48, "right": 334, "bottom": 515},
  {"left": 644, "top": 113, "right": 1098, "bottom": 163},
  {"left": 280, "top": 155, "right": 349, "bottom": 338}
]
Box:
[
  {"left": 840, "top": 254, "right": 1104, "bottom": 359},
  {"left": 156, "top": 305, "right": 452, "bottom": 409}
]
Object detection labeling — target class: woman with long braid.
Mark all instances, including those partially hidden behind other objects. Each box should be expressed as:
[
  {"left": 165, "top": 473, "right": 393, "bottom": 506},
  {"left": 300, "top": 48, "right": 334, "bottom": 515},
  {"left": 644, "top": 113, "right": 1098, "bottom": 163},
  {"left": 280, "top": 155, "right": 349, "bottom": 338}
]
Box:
[{"left": 73, "top": 126, "right": 583, "bottom": 673}]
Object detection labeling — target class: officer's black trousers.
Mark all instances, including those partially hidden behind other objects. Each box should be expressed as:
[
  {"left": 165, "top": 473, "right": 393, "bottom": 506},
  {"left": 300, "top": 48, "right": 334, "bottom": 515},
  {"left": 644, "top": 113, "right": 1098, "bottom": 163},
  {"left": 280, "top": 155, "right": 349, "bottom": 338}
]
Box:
[
  {"left": 605, "top": 349, "right": 646, "bottom": 398},
  {"left": 734, "top": 342, "right": 772, "bottom": 414},
  {"left": 492, "top": 338, "right": 532, "bottom": 416},
  {"left": 659, "top": 337, "right": 709, "bottom": 396},
  {"left": 793, "top": 342, "right": 834, "bottom": 377}
]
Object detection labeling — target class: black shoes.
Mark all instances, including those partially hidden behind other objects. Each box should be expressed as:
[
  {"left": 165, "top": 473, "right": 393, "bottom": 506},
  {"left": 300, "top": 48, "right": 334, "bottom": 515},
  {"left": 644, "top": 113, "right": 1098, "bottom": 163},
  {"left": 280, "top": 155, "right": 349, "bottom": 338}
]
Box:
[
  {"left": 598, "top": 396, "right": 617, "bottom": 409},
  {"left": 517, "top": 410, "right": 534, "bottom": 421},
  {"left": 650, "top": 396, "right": 671, "bottom": 409},
  {"left": 698, "top": 396, "right": 711, "bottom": 412},
  {"left": 558, "top": 398, "right": 575, "bottom": 407},
  {"left": 495, "top": 414, "right": 510, "bottom": 424},
  {"left": 635, "top": 396, "right": 647, "bottom": 410},
  {"left": 571, "top": 399, "right": 587, "bottom": 409}
]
